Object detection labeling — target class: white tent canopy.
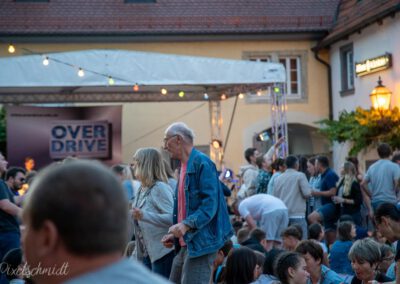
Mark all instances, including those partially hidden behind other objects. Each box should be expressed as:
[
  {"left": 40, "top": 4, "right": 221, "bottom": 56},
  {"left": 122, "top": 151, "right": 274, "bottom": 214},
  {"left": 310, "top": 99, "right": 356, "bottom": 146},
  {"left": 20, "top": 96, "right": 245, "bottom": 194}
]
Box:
[{"left": 0, "top": 49, "right": 286, "bottom": 103}]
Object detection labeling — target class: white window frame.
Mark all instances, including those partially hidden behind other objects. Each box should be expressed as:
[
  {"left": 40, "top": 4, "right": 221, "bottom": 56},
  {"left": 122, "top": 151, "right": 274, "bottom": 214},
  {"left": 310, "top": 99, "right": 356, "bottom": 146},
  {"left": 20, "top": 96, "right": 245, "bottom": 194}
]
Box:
[
  {"left": 279, "top": 57, "right": 301, "bottom": 97},
  {"left": 340, "top": 43, "right": 355, "bottom": 96},
  {"left": 346, "top": 50, "right": 354, "bottom": 90},
  {"left": 243, "top": 50, "right": 308, "bottom": 103}
]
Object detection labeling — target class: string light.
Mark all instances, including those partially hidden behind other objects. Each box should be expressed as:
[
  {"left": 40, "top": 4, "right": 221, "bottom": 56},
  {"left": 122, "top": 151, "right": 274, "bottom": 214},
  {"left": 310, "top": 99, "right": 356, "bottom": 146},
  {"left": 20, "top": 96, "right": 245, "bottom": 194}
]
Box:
[
  {"left": 8, "top": 44, "right": 15, "bottom": 54},
  {"left": 256, "top": 90, "right": 262, "bottom": 96},
  {"left": 78, "top": 68, "right": 85, "bottom": 77},
  {"left": 42, "top": 56, "right": 49, "bottom": 66},
  {"left": 6, "top": 45, "right": 255, "bottom": 101}
]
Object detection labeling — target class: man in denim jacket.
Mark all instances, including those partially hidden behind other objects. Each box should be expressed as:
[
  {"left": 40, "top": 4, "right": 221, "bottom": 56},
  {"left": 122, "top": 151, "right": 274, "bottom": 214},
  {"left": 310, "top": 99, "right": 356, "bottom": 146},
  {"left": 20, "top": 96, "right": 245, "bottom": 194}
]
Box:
[{"left": 161, "top": 122, "right": 233, "bottom": 284}]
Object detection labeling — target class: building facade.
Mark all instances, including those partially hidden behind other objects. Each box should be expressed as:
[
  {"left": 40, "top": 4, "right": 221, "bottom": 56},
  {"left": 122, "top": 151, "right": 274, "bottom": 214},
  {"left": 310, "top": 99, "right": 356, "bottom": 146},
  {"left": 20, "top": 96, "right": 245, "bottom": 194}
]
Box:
[
  {"left": 0, "top": 0, "right": 337, "bottom": 172},
  {"left": 316, "top": 0, "right": 400, "bottom": 172}
]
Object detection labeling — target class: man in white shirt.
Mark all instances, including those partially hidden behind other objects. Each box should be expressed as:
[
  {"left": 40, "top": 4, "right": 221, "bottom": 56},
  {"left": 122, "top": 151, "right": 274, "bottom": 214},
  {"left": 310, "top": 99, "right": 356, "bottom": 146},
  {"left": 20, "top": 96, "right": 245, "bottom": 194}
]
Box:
[{"left": 235, "top": 194, "right": 288, "bottom": 251}]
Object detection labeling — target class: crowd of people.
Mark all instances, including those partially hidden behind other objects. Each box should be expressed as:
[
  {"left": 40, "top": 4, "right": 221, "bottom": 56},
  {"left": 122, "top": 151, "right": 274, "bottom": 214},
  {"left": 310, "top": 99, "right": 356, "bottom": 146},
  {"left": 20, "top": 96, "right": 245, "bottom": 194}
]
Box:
[
  {"left": 220, "top": 141, "right": 400, "bottom": 284},
  {"left": 0, "top": 122, "right": 400, "bottom": 284}
]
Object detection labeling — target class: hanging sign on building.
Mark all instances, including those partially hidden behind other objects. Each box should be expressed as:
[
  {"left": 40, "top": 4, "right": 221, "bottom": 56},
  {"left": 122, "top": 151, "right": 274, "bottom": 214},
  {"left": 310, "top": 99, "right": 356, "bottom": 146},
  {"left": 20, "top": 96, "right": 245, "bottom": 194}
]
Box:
[{"left": 355, "top": 53, "right": 392, "bottom": 77}]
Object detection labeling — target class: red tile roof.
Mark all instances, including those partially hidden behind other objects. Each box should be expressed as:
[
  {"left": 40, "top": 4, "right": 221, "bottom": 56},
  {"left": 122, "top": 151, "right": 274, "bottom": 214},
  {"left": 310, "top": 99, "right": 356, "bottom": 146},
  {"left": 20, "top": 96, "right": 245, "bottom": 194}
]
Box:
[
  {"left": 316, "top": 0, "right": 400, "bottom": 49},
  {"left": 0, "top": 0, "right": 340, "bottom": 36}
]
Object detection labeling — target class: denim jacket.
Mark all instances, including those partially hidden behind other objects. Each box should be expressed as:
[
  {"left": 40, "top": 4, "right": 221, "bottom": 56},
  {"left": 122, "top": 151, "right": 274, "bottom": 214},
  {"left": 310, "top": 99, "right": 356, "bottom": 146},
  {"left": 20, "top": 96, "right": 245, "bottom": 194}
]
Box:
[{"left": 173, "top": 148, "right": 233, "bottom": 258}]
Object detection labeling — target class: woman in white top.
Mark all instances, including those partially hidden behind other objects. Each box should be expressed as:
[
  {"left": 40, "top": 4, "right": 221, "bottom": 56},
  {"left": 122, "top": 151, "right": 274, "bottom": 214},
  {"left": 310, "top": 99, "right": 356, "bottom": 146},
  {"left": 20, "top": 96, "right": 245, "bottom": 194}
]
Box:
[{"left": 131, "top": 147, "right": 175, "bottom": 279}]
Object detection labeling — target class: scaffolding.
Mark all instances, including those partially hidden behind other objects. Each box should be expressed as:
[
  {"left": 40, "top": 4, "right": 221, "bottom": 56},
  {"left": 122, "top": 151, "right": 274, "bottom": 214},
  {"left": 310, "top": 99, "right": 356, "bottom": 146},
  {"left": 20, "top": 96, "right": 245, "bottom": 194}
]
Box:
[{"left": 270, "top": 83, "right": 289, "bottom": 158}]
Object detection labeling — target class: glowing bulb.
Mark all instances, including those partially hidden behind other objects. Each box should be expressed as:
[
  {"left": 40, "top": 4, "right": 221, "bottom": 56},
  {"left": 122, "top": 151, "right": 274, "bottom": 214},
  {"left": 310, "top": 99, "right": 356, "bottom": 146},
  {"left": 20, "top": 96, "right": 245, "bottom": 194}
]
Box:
[
  {"left": 203, "top": 93, "right": 209, "bottom": 100},
  {"left": 42, "top": 57, "right": 49, "bottom": 66},
  {"left": 256, "top": 90, "right": 262, "bottom": 96},
  {"left": 179, "top": 91, "right": 185, "bottom": 98},
  {"left": 377, "top": 97, "right": 387, "bottom": 107},
  {"left": 212, "top": 139, "right": 222, "bottom": 149},
  {"left": 108, "top": 76, "right": 115, "bottom": 85},
  {"left": 8, "top": 44, "right": 15, "bottom": 54},
  {"left": 221, "top": 94, "right": 227, "bottom": 100},
  {"left": 78, "top": 68, "right": 85, "bottom": 77},
  {"left": 161, "top": 88, "right": 168, "bottom": 95},
  {"left": 133, "top": 84, "right": 139, "bottom": 92},
  {"left": 238, "top": 93, "right": 244, "bottom": 99},
  {"left": 274, "top": 87, "right": 280, "bottom": 93}
]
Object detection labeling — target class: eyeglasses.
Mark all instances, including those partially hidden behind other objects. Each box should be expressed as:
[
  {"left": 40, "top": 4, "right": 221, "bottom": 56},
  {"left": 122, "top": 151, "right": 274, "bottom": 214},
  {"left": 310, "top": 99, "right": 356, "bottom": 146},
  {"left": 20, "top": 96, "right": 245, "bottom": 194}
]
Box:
[
  {"left": 18, "top": 178, "right": 26, "bottom": 183},
  {"left": 382, "top": 255, "right": 395, "bottom": 262},
  {"left": 163, "top": 134, "right": 178, "bottom": 145}
]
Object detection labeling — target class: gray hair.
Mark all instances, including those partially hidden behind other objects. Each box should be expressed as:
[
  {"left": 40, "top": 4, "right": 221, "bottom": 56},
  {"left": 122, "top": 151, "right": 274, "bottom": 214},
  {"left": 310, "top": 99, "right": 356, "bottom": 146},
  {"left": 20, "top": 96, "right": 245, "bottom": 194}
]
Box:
[
  {"left": 165, "top": 122, "right": 195, "bottom": 144},
  {"left": 348, "top": 238, "right": 381, "bottom": 265}
]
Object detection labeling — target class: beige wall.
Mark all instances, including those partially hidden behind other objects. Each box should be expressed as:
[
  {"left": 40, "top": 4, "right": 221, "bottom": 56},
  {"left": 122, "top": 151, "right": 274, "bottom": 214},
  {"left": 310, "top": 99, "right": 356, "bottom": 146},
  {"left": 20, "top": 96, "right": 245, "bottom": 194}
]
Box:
[{"left": 1, "top": 40, "right": 330, "bottom": 172}]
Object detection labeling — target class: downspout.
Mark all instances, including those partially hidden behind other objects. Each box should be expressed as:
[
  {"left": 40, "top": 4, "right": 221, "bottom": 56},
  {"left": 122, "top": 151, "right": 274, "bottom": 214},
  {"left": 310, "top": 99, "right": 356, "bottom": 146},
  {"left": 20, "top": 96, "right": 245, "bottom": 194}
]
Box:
[{"left": 313, "top": 49, "right": 333, "bottom": 120}]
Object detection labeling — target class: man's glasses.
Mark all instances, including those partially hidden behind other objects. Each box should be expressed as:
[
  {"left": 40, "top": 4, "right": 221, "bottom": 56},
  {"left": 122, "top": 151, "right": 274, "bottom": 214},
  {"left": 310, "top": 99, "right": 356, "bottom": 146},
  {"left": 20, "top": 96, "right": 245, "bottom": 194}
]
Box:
[{"left": 163, "top": 134, "right": 178, "bottom": 145}]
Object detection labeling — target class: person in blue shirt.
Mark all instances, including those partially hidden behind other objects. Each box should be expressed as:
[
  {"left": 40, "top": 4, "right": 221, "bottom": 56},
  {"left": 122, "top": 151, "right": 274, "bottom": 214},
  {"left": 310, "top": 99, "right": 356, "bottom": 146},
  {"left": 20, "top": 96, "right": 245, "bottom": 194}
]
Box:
[
  {"left": 295, "top": 240, "right": 343, "bottom": 284},
  {"left": 329, "top": 221, "right": 355, "bottom": 275},
  {"left": 308, "top": 156, "right": 339, "bottom": 244}
]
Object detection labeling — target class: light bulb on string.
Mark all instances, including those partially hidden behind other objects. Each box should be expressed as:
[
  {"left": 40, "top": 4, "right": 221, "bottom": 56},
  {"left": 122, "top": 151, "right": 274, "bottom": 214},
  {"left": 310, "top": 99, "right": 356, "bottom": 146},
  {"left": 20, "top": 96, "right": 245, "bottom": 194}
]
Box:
[
  {"left": 108, "top": 76, "right": 115, "bottom": 85},
  {"left": 161, "top": 88, "right": 168, "bottom": 95},
  {"left": 42, "top": 56, "right": 49, "bottom": 66},
  {"left": 221, "top": 94, "right": 227, "bottom": 100},
  {"left": 78, "top": 68, "right": 85, "bottom": 77},
  {"left": 8, "top": 44, "right": 15, "bottom": 54},
  {"left": 203, "top": 93, "right": 209, "bottom": 100},
  {"left": 133, "top": 84, "right": 139, "bottom": 92},
  {"left": 238, "top": 93, "right": 244, "bottom": 99},
  {"left": 179, "top": 91, "right": 185, "bottom": 98}
]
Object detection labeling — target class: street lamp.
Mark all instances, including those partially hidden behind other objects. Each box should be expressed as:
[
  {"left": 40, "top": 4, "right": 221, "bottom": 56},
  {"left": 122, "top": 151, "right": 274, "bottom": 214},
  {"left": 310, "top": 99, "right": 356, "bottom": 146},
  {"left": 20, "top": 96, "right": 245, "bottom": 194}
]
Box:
[{"left": 370, "top": 77, "right": 392, "bottom": 111}]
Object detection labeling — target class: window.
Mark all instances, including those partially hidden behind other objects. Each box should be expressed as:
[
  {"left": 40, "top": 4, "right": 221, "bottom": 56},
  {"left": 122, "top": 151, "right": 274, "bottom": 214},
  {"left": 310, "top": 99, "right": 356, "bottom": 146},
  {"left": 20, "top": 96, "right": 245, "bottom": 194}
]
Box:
[
  {"left": 279, "top": 57, "right": 301, "bottom": 96},
  {"left": 243, "top": 50, "right": 307, "bottom": 102},
  {"left": 340, "top": 43, "right": 355, "bottom": 96}
]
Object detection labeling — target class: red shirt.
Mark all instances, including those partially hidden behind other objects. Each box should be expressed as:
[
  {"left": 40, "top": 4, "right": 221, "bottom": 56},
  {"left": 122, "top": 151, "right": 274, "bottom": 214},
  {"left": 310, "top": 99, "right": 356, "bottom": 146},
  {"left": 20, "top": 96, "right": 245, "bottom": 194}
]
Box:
[{"left": 178, "top": 163, "right": 187, "bottom": 246}]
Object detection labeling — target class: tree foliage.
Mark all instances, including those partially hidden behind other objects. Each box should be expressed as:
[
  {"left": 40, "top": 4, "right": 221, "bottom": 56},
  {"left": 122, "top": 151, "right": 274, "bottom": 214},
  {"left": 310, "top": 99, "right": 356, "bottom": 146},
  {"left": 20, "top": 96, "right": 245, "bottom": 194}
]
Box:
[{"left": 318, "top": 107, "right": 400, "bottom": 155}]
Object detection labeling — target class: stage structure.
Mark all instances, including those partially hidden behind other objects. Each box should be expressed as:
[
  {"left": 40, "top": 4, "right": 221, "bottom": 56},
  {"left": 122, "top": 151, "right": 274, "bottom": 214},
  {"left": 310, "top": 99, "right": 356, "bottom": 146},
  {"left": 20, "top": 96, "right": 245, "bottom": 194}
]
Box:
[
  {"left": 271, "top": 84, "right": 289, "bottom": 158},
  {"left": 0, "top": 49, "right": 287, "bottom": 168}
]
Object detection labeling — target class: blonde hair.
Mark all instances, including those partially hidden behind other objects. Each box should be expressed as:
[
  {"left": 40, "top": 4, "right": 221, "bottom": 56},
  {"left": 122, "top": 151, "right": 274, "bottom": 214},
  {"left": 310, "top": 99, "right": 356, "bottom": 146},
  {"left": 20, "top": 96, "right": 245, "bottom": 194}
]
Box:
[
  {"left": 133, "top": 148, "right": 168, "bottom": 188},
  {"left": 342, "top": 161, "right": 357, "bottom": 196}
]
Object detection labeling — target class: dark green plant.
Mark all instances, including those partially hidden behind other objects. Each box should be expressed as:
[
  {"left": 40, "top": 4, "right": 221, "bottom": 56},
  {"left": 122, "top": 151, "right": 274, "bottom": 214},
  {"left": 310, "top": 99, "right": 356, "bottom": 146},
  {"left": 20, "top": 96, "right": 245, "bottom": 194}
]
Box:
[{"left": 318, "top": 107, "right": 400, "bottom": 155}]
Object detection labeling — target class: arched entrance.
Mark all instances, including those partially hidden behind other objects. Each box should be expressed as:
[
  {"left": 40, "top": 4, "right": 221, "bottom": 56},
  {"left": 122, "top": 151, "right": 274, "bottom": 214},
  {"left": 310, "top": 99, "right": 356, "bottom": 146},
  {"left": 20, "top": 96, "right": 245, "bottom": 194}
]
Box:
[{"left": 254, "top": 123, "right": 330, "bottom": 157}]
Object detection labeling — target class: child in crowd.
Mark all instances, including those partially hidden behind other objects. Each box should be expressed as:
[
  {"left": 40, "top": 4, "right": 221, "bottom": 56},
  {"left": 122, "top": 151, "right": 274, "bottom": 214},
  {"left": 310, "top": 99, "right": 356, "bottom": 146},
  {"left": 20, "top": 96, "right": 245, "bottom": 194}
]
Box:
[
  {"left": 252, "top": 249, "right": 284, "bottom": 284},
  {"left": 307, "top": 223, "right": 329, "bottom": 266},
  {"left": 224, "top": 247, "right": 258, "bottom": 284},
  {"left": 275, "top": 252, "right": 309, "bottom": 284},
  {"left": 211, "top": 240, "right": 234, "bottom": 284},
  {"left": 282, "top": 226, "right": 302, "bottom": 251},
  {"left": 329, "top": 221, "right": 356, "bottom": 275}
]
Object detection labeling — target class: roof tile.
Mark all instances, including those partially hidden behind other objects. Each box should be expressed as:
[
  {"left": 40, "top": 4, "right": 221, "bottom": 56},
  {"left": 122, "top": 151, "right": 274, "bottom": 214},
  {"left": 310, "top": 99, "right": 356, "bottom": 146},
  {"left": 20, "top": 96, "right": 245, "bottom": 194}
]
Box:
[{"left": 0, "top": 0, "right": 340, "bottom": 35}]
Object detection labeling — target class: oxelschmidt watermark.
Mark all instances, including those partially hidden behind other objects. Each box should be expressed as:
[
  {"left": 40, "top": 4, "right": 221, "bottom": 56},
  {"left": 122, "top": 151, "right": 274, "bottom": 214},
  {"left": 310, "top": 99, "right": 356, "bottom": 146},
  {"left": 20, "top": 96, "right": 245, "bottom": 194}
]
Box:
[{"left": 0, "top": 262, "right": 69, "bottom": 277}]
